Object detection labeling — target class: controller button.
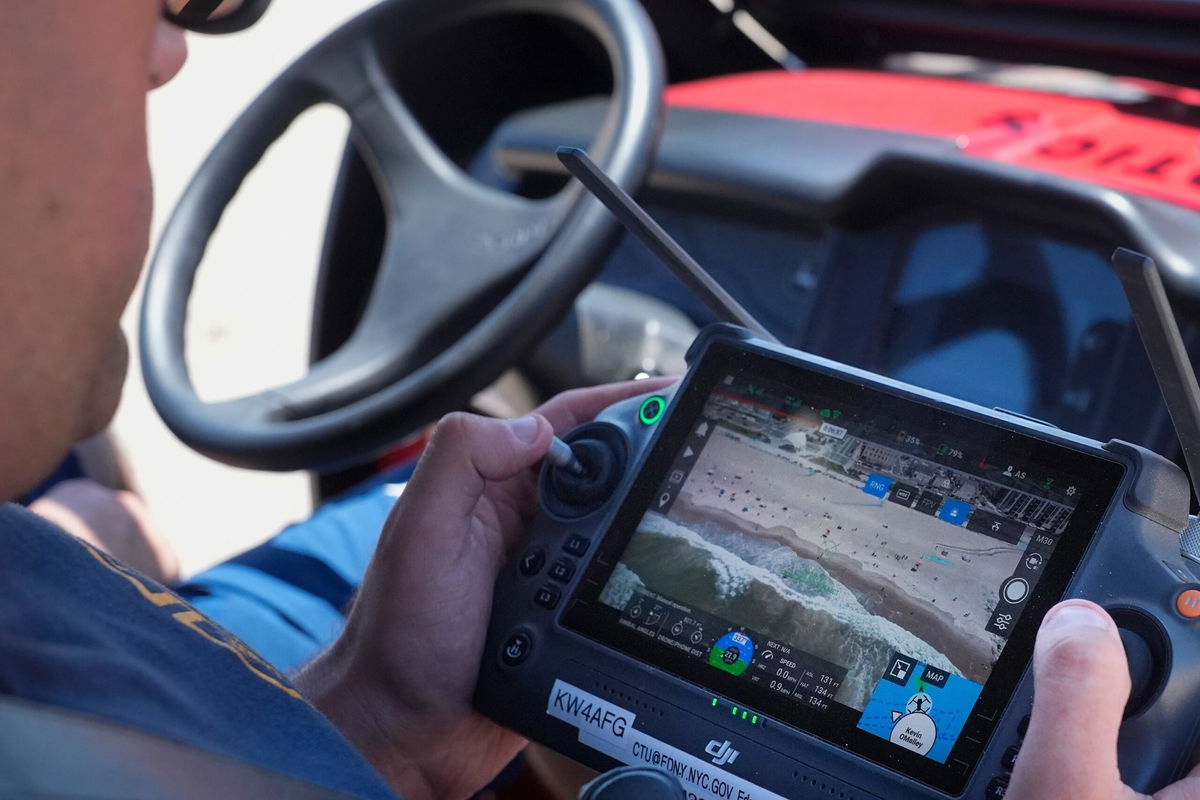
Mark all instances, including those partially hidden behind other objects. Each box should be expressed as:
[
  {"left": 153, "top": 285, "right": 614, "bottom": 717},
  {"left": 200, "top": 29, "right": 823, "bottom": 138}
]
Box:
[
  {"left": 1017, "top": 714, "right": 1030, "bottom": 738},
  {"left": 501, "top": 632, "right": 532, "bottom": 667},
  {"left": 1001, "top": 745, "right": 1020, "bottom": 772},
  {"left": 639, "top": 396, "right": 666, "bottom": 426},
  {"left": 534, "top": 585, "right": 561, "bottom": 610},
  {"left": 1175, "top": 588, "right": 1200, "bottom": 619},
  {"left": 519, "top": 547, "right": 546, "bottom": 577},
  {"left": 564, "top": 534, "right": 591, "bottom": 557},
  {"left": 985, "top": 776, "right": 1008, "bottom": 799},
  {"left": 549, "top": 559, "right": 576, "bottom": 583}
]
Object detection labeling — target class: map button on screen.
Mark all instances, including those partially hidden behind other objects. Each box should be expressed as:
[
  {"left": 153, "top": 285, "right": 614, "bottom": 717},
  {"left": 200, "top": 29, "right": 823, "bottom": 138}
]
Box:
[{"left": 921, "top": 665, "right": 950, "bottom": 690}]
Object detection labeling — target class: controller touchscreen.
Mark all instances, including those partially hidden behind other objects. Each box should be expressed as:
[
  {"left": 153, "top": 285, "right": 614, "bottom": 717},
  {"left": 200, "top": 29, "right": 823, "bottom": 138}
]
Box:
[{"left": 564, "top": 344, "right": 1123, "bottom": 789}]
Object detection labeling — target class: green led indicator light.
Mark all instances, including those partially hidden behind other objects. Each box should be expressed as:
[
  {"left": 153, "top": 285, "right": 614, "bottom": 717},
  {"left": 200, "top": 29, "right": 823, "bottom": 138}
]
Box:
[
  {"left": 639, "top": 396, "right": 666, "bottom": 426},
  {"left": 731, "top": 706, "right": 738, "bottom": 717},
  {"left": 741, "top": 711, "right": 748, "bottom": 720},
  {"left": 711, "top": 698, "right": 718, "bottom": 707},
  {"left": 752, "top": 715, "right": 758, "bottom": 724}
]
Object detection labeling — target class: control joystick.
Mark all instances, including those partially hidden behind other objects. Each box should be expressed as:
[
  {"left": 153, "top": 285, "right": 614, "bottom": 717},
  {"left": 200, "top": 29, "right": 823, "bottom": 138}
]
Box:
[
  {"left": 1109, "top": 607, "right": 1171, "bottom": 719},
  {"left": 541, "top": 423, "right": 628, "bottom": 518}
]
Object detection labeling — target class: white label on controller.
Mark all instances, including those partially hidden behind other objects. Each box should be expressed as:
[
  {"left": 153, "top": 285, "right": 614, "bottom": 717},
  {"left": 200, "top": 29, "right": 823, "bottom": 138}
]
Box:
[
  {"left": 547, "top": 679, "right": 790, "bottom": 800},
  {"left": 547, "top": 680, "right": 636, "bottom": 744}
]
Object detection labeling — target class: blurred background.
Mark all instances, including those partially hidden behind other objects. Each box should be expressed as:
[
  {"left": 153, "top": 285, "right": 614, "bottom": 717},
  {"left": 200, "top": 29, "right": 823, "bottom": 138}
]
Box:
[{"left": 116, "top": 1, "right": 378, "bottom": 575}]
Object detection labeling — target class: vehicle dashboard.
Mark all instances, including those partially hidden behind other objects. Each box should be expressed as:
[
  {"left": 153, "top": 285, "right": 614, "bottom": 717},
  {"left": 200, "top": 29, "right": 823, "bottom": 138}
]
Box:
[{"left": 488, "top": 90, "right": 1200, "bottom": 468}]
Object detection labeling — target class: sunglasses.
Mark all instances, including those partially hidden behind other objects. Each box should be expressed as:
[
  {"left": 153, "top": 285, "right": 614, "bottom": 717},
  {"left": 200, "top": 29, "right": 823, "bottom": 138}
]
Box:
[{"left": 162, "top": 0, "right": 272, "bottom": 34}]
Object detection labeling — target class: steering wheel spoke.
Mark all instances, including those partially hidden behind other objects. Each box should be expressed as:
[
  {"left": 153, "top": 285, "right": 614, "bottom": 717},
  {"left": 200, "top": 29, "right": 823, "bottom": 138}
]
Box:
[
  {"left": 346, "top": 74, "right": 571, "bottom": 242},
  {"left": 278, "top": 197, "right": 562, "bottom": 416}
]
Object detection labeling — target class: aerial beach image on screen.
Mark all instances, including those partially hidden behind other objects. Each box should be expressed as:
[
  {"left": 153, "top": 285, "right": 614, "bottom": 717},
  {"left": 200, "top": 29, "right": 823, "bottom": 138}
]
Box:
[{"left": 599, "top": 384, "right": 1077, "bottom": 713}]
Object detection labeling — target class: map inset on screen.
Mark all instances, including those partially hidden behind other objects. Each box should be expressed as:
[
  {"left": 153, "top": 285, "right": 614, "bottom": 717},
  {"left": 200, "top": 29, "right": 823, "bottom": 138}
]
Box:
[
  {"left": 597, "top": 373, "right": 1082, "bottom": 763},
  {"left": 855, "top": 653, "right": 983, "bottom": 762}
]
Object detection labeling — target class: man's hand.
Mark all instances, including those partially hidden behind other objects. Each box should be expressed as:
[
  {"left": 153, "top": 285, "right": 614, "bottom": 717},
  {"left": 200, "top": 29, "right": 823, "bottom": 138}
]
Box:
[
  {"left": 1008, "top": 600, "right": 1200, "bottom": 800},
  {"left": 30, "top": 478, "right": 179, "bottom": 584},
  {"left": 296, "top": 379, "right": 673, "bottom": 800}
]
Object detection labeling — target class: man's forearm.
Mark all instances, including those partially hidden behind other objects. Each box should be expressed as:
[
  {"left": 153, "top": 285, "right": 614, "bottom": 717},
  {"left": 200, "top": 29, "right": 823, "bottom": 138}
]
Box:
[{"left": 295, "top": 642, "right": 434, "bottom": 800}]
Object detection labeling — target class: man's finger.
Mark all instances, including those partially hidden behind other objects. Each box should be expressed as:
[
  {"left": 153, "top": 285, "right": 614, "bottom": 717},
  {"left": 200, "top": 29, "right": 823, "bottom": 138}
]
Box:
[
  {"left": 536, "top": 377, "right": 678, "bottom": 434},
  {"left": 1007, "top": 600, "right": 1130, "bottom": 800}
]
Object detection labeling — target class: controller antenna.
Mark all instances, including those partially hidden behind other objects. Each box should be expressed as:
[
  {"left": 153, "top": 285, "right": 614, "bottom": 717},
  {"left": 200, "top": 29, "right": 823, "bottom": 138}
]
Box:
[
  {"left": 557, "top": 146, "right": 780, "bottom": 344},
  {"left": 1112, "top": 248, "right": 1200, "bottom": 561}
]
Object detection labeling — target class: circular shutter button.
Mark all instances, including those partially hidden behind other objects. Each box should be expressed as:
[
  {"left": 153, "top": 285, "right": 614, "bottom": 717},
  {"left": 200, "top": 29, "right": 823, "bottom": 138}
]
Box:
[{"left": 1000, "top": 577, "right": 1030, "bottom": 604}]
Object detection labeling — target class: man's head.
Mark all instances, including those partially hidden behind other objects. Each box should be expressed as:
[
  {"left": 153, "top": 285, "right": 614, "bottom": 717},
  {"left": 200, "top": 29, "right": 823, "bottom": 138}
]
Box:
[{"left": 0, "top": 1, "right": 187, "bottom": 497}]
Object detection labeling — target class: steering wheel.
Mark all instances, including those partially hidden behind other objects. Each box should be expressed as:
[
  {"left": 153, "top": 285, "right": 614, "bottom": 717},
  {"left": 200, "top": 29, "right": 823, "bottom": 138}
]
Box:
[{"left": 141, "top": 0, "right": 663, "bottom": 471}]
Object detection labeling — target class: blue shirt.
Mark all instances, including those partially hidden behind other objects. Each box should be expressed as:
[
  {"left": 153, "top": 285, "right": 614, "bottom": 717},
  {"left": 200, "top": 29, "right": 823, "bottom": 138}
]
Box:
[{"left": 0, "top": 504, "right": 397, "bottom": 800}]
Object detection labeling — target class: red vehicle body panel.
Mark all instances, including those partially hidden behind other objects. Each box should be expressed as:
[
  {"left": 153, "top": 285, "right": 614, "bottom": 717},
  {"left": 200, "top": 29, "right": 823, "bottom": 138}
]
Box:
[{"left": 666, "top": 70, "right": 1200, "bottom": 211}]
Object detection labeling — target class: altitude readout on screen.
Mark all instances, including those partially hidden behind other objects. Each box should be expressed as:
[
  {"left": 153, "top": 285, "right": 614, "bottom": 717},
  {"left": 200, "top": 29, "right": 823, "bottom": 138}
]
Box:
[{"left": 746, "top": 639, "right": 844, "bottom": 712}]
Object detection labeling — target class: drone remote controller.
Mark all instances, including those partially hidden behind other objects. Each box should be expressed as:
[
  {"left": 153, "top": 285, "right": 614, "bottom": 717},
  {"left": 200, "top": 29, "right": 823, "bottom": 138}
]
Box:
[{"left": 475, "top": 152, "right": 1200, "bottom": 799}]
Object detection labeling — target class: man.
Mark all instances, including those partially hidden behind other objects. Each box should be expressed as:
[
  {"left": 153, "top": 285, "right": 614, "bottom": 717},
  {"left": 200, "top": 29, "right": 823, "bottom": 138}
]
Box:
[
  {"left": 0, "top": 4, "right": 657, "bottom": 798},
  {"left": 0, "top": 2, "right": 1195, "bottom": 799}
]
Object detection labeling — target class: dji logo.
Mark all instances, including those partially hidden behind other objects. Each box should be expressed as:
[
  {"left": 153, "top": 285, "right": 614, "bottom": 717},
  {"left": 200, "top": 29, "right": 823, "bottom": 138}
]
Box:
[{"left": 705, "top": 739, "right": 740, "bottom": 766}]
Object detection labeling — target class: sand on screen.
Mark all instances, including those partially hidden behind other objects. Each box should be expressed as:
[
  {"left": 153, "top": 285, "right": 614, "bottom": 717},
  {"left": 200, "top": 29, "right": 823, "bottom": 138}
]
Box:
[{"left": 604, "top": 427, "right": 1024, "bottom": 710}]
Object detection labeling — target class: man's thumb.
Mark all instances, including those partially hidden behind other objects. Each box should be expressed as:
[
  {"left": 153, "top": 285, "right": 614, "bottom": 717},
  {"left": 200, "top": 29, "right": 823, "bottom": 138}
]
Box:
[
  {"left": 404, "top": 412, "right": 552, "bottom": 521},
  {"left": 1007, "top": 600, "right": 1130, "bottom": 799}
]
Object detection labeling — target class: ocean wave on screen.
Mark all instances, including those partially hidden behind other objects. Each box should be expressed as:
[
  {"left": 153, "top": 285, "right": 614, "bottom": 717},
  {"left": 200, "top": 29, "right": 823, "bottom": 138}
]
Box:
[
  {"left": 635, "top": 512, "right": 958, "bottom": 708},
  {"left": 599, "top": 562, "right": 644, "bottom": 610}
]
